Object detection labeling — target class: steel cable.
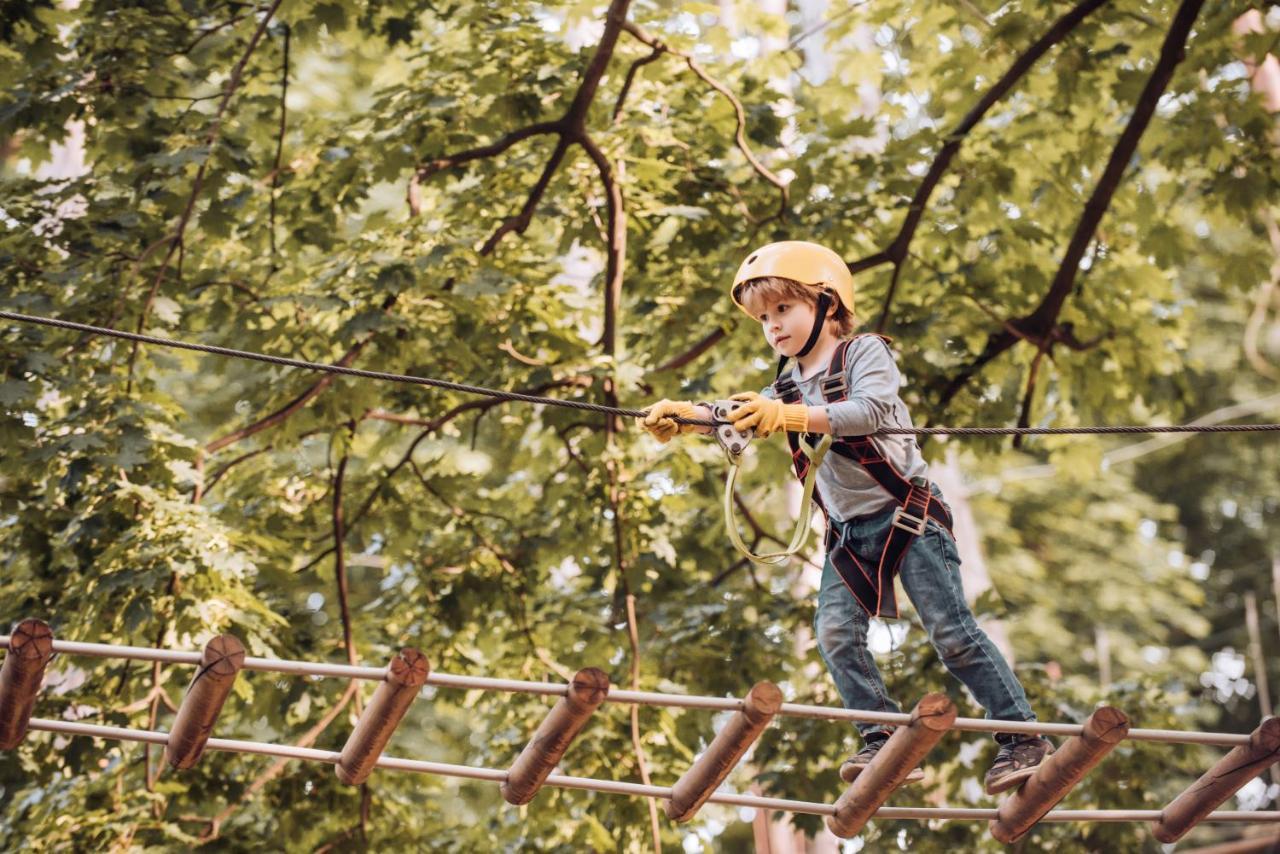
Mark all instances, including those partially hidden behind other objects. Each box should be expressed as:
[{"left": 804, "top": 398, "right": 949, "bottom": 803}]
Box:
[{"left": 3, "top": 310, "right": 1280, "bottom": 436}]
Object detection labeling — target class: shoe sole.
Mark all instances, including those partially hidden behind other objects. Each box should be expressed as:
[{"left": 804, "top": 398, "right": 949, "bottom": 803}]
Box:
[
  {"left": 840, "top": 764, "right": 925, "bottom": 785},
  {"left": 985, "top": 742, "right": 1056, "bottom": 795},
  {"left": 984, "top": 765, "right": 1038, "bottom": 795}
]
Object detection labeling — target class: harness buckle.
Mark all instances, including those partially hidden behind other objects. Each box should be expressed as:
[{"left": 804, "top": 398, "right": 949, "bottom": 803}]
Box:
[
  {"left": 772, "top": 376, "right": 799, "bottom": 400},
  {"left": 820, "top": 373, "right": 847, "bottom": 400},
  {"left": 710, "top": 399, "right": 755, "bottom": 464},
  {"left": 890, "top": 505, "right": 928, "bottom": 536}
]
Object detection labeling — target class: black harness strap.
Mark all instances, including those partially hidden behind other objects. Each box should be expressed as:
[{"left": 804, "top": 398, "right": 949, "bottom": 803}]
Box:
[{"left": 772, "top": 335, "right": 953, "bottom": 619}]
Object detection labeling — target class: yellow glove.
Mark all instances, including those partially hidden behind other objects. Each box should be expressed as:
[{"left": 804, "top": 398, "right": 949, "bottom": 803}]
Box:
[
  {"left": 727, "top": 392, "right": 809, "bottom": 438},
  {"left": 641, "top": 399, "right": 698, "bottom": 444}
]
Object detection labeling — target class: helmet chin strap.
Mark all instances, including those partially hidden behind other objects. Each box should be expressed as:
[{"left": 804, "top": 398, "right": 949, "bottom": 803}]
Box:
[{"left": 775, "top": 291, "right": 833, "bottom": 380}]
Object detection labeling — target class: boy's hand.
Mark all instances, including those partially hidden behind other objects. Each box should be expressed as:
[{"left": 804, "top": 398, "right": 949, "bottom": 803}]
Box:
[
  {"left": 728, "top": 392, "right": 809, "bottom": 438},
  {"left": 641, "top": 399, "right": 698, "bottom": 443}
]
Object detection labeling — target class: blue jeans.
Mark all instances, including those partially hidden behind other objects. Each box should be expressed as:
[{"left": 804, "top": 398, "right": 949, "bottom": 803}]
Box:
[{"left": 814, "top": 485, "right": 1036, "bottom": 742}]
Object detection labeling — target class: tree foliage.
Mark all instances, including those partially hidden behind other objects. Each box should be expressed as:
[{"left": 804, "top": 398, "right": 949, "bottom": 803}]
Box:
[{"left": 1, "top": 0, "right": 1277, "bottom": 850}]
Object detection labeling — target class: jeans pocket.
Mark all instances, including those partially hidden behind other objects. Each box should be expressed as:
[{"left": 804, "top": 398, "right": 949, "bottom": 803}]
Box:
[{"left": 930, "top": 523, "right": 961, "bottom": 571}]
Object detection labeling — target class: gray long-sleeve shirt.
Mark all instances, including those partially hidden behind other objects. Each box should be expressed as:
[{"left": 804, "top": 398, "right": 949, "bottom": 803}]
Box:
[{"left": 763, "top": 335, "right": 929, "bottom": 521}]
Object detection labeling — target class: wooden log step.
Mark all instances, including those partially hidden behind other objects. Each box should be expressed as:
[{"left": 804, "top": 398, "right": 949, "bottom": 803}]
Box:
[
  {"left": 989, "top": 705, "right": 1129, "bottom": 844},
  {"left": 502, "top": 667, "right": 610, "bottom": 805},
  {"left": 666, "top": 681, "right": 783, "bottom": 822},
  {"left": 0, "top": 618, "right": 54, "bottom": 749},
  {"left": 336, "top": 648, "right": 430, "bottom": 785},
  {"left": 165, "top": 634, "right": 246, "bottom": 769},
  {"left": 1153, "top": 717, "right": 1280, "bottom": 844},
  {"left": 827, "top": 692, "right": 956, "bottom": 838}
]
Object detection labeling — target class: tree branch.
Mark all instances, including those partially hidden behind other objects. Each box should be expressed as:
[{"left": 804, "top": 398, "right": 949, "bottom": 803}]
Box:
[
  {"left": 414, "top": 470, "right": 574, "bottom": 680},
  {"left": 555, "top": 424, "right": 592, "bottom": 475},
  {"left": 414, "top": 120, "right": 564, "bottom": 181},
  {"left": 652, "top": 327, "right": 727, "bottom": 374},
  {"left": 1013, "top": 344, "right": 1049, "bottom": 450},
  {"left": 204, "top": 294, "right": 397, "bottom": 455},
  {"left": 612, "top": 45, "right": 663, "bottom": 122},
  {"left": 787, "top": 2, "right": 868, "bottom": 51},
  {"left": 268, "top": 22, "right": 289, "bottom": 266},
  {"left": 478, "top": 136, "right": 572, "bottom": 255},
  {"left": 622, "top": 21, "right": 789, "bottom": 221},
  {"left": 580, "top": 134, "right": 627, "bottom": 369},
  {"left": 202, "top": 446, "right": 267, "bottom": 495},
  {"left": 844, "top": 0, "right": 1107, "bottom": 331},
  {"left": 332, "top": 444, "right": 358, "bottom": 668},
  {"left": 195, "top": 681, "right": 360, "bottom": 840},
  {"left": 292, "top": 377, "right": 594, "bottom": 575},
  {"left": 711, "top": 555, "right": 754, "bottom": 587},
  {"left": 1019, "top": 0, "right": 1203, "bottom": 336},
  {"left": 171, "top": 10, "right": 255, "bottom": 57},
  {"left": 625, "top": 593, "right": 662, "bottom": 853},
  {"left": 933, "top": 0, "right": 1204, "bottom": 415},
  {"left": 412, "top": 0, "right": 633, "bottom": 260},
  {"left": 203, "top": 337, "right": 369, "bottom": 454}
]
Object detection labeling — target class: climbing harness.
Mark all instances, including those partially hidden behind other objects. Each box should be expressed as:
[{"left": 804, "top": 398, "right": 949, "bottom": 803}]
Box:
[{"left": 774, "top": 334, "right": 955, "bottom": 618}]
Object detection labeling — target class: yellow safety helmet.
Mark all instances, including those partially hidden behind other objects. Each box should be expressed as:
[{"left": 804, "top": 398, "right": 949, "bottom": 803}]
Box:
[{"left": 730, "top": 240, "right": 855, "bottom": 319}]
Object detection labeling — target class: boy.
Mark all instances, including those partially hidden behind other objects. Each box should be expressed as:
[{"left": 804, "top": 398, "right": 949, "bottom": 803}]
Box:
[{"left": 642, "top": 241, "right": 1052, "bottom": 794}]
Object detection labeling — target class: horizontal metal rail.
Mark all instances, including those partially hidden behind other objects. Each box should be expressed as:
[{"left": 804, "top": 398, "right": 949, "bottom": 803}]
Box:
[
  {"left": 24, "top": 718, "right": 1280, "bottom": 824},
  {"left": 2, "top": 636, "right": 1251, "bottom": 746}
]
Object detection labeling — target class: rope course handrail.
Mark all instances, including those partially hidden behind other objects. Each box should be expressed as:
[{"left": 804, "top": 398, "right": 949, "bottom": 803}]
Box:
[
  {"left": 21, "top": 717, "right": 1280, "bottom": 826},
  {"left": 0, "top": 635, "right": 1255, "bottom": 747},
  {"left": 4, "top": 310, "right": 1280, "bottom": 437}
]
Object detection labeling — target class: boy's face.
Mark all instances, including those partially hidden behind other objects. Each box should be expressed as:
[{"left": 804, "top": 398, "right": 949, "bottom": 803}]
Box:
[{"left": 751, "top": 294, "right": 820, "bottom": 358}]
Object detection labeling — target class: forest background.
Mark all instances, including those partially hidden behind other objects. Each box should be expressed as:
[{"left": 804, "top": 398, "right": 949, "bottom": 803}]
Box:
[{"left": 1, "top": 0, "right": 1279, "bottom": 851}]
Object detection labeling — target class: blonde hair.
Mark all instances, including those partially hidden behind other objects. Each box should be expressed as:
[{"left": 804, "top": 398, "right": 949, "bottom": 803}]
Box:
[{"left": 733, "top": 276, "right": 857, "bottom": 338}]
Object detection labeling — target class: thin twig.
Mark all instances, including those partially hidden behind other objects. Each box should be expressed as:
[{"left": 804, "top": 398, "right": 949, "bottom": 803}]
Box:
[
  {"left": 612, "top": 46, "right": 663, "bottom": 122},
  {"left": 332, "top": 441, "right": 358, "bottom": 671},
  {"left": 292, "top": 378, "right": 593, "bottom": 575},
  {"left": 195, "top": 681, "right": 360, "bottom": 840},
  {"left": 204, "top": 294, "right": 397, "bottom": 454},
  {"left": 623, "top": 21, "right": 789, "bottom": 221},
  {"left": 268, "top": 23, "right": 290, "bottom": 266},
  {"left": 787, "top": 2, "right": 868, "bottom": 50},
  {"left": 127, "top": 0, "right": 286, "bottom": 387},
  {"left": 625, "top": 593, "right": 662, "bottom": 853}
]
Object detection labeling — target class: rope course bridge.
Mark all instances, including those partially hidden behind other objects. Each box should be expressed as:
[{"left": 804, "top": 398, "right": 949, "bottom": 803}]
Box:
[{"left": 2, "top": 620, "right": 1278, "bottom": 843}]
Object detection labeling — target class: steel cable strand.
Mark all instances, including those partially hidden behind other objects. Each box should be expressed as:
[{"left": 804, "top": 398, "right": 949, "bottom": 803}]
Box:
[{"left": 3, "top": 311, "right": 1280, "bottom": 436}]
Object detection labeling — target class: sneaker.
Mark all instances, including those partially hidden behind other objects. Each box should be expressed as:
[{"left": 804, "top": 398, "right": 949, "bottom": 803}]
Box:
[
  {"left": 839, "top": 735, "right": 925, "bottom": 785},
  {"left": 984, "top": 735, "right": 1054, "bottom": 795}
]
